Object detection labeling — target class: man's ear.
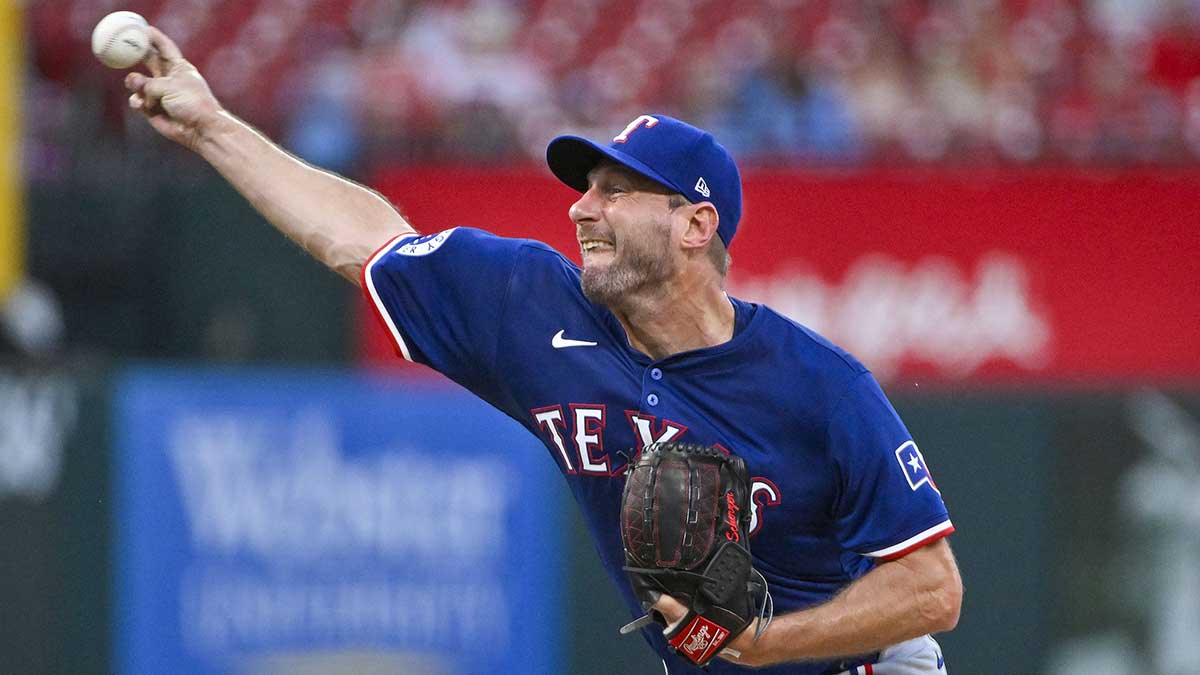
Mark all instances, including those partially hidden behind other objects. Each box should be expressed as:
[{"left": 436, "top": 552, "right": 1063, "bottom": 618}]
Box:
[{"left": 680, "top": 202, "right": 720, "bottom": 253}]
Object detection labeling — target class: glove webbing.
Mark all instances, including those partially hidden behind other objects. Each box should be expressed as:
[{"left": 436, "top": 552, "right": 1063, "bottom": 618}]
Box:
[{"left": 635, "top": 449, "right": 707, "bottom": 566}]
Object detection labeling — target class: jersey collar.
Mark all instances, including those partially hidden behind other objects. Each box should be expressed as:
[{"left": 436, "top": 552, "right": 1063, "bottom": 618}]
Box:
[{"left": 598, "top": 296, "right": 762, "bottom": 367}]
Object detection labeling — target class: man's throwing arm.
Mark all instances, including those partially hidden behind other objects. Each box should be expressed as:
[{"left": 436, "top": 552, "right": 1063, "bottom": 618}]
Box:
[{"left": 125, "top": 27, "right": 415, "bottom": 284}]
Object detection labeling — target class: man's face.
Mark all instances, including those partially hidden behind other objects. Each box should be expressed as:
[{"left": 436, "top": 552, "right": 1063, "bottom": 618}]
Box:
[{"left": 570, "top": 163, "right": 681, "bottom": 306}]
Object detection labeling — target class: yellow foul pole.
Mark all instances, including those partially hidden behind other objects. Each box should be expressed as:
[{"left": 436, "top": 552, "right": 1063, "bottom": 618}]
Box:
[{"left": 0, "top": 0, "right": 25, "bottom": 302}]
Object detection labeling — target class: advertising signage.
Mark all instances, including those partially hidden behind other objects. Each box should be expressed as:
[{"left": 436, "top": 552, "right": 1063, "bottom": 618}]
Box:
[{"left": 113, "top": 368, "right": 564, "bottom": 675}]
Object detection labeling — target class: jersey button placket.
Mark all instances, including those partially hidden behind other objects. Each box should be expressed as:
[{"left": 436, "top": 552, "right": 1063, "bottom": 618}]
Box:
[{"left": 644, "top": 366, "right": 663, "bottom": 407}]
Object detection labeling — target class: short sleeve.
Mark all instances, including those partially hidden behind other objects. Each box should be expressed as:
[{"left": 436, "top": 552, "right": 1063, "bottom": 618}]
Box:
[
  {"left": 828, "top": 372, "right": 954, "bottom": 560},
  {"left": 361, "top": 227, "right": 524, "bottom": 396}
]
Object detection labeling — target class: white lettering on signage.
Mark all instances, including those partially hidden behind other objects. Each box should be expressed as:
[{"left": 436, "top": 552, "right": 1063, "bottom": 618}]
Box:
[
  {"left": 181, "top": 570, "right": 511, "bottom": 653},
  {"left": 731, "top": 252, "right": 1050, "bottom": 378},
  {"left": 168, "top": 409, "right": 509, "bottom": 564}
]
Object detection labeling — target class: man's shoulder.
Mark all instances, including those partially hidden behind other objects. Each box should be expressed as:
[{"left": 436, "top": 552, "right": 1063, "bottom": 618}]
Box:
[
  {"left": 514, "top": 236, "right": 579, "bottom": 268},
  {"left": 460, "top": 228, "right": 576, "bottom": 269},
  {"left": 748, "top": 302, "right": 869, "bottom": 380},
  {"left": 380, "top": 227, "right": 578, "bottom": 274},
  {"left": 499, "top": 234, "right": 582, "bottom": 284},
  {"left": 420, "top": 227, "right": 564, "bottom": 256},
  {"left": 458, "top": 231, "right": 588, "bottom": 305}
]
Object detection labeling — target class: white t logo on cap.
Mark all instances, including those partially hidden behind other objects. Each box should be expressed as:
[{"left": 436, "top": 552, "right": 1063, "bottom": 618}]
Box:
[
  {"left": 613, "top": 115, "right": 659, "bottom": 143},
  {"left": 694, "top": 177, "right": 711, "bottom": 198}
]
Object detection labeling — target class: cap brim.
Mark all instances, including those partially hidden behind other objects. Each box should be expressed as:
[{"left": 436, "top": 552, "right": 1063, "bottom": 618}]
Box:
[{"left": 546, "top": 135, "right": 686, "bottom": 197}]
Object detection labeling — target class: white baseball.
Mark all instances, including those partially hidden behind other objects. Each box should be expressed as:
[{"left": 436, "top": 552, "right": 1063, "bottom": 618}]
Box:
[{"left": 91, "top": 11, "right": 150, "bottom": 69}]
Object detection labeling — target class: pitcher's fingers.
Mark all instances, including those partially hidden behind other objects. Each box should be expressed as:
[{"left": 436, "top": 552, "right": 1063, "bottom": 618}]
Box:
[
  {"left": 145, "top": 50, "right": 163, "bottom": 78},
  {"left": 650, "top": 594, "right": 687, "bottom": 619},
  {"left": 146, "top": 27, "right": 184, "bottom": 63},
  {"left": 125, "top": 72, "right": 148, "bottom": 93},
  {"left": 140, "top": 77, "right": 170, "bottom": 108}
]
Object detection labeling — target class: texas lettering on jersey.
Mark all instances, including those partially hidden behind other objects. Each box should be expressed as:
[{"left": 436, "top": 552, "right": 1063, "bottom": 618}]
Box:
[{"left": 529, "top": 404, "right": 782, "bottom": 535}]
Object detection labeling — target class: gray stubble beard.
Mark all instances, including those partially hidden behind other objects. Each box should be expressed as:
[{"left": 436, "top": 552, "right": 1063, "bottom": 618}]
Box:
[{"left": 580, "top": 223, "right": 675, "bottom": 308}]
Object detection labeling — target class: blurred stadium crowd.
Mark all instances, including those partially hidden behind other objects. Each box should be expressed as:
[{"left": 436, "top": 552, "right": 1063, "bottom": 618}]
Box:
[{"left": 25, "top": 0, "right": 1200, "bottom": 172}]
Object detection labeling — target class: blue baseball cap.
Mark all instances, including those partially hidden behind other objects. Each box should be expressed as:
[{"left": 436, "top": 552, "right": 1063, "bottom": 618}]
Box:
[{"left": 546, "top": 114, "right": 743, "bottom": 248}]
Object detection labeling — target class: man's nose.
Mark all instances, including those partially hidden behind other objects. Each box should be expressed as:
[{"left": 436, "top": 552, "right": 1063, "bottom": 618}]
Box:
[{"left": 569, "top": 186, "right": 601, "bottom": 224}]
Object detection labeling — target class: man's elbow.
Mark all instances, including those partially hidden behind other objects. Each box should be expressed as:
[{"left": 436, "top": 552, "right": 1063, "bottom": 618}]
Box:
[
  {"left": 325, "top": 226, "right": 415, "bottom": 286},
  {"left": 922, "top": 563, "right": 963, "bottom": 633},
  {"left": 933, "top": 579, "right": 962, "bottom": 632}
]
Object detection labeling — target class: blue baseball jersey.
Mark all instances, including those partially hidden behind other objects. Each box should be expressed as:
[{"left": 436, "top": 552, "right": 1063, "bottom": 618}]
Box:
[{"left": 362, "top": 227, "right": 954, "bottom": 674}]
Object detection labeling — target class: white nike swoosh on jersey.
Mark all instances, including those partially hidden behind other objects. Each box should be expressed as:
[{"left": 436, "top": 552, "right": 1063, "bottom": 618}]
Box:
[{"left": 552, "top": 329, "right": 598, "bottom": 348}]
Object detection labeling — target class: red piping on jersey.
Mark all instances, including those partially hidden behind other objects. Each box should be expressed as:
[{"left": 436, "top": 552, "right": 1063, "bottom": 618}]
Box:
[
  {"left": 359, "top": 232, "right": 416, "bottom": 360},
  {"left": 878, "top": 525, "right": 955, "bottom": 562}
]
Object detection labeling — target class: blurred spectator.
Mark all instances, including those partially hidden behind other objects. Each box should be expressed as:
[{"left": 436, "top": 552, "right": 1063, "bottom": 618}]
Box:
[
  {"left": 283, "top": 48, "right": 363, "bottom": 174},
  {"left": 706, "top": 46, "right": 865, "bottom": 162}
]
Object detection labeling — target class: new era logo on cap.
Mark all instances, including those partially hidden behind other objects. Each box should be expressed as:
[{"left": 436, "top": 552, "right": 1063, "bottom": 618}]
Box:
[{"left": 546, "top": 114, "right": 743, "bottom": 248}]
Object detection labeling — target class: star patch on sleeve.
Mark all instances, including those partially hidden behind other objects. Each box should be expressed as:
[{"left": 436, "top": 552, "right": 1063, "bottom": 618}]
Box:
[{"left": 894, "top": 440, "right": 938, "bottom": 492}]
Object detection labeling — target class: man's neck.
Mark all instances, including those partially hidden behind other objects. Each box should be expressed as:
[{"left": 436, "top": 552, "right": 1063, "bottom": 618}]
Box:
[{"left": 609, "top": 277, "right": 736, "bottom": 360}]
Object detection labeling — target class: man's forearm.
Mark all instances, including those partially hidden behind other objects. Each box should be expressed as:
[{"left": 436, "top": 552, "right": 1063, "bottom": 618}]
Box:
[
  {"left": 196, "top": 111, "right": 415, "bottom": 283},
  {"left": 751, "top": 539, "right": 961, "bottom": 664}
]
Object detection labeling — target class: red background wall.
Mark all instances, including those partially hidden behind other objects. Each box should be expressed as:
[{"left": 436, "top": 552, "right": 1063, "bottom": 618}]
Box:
[{"left": 360, "top": 167, "right": 1200, "bottom": 383}]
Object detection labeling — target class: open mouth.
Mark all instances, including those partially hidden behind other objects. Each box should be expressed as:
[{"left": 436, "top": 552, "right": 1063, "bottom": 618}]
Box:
[{"left": 580, "top": 239, "right": 614, "bottom": 255}]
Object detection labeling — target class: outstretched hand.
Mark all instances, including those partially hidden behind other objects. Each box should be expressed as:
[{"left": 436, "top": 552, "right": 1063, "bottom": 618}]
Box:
[
  {"left": 652, "top": 594, "right": 771, "bottom": 667},
  {"left": 125, "top": 27, "right": 223, "bottom": 150}
]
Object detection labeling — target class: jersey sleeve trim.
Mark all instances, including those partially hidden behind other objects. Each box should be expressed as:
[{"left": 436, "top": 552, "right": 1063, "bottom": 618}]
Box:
[
  {"left": 360, "top": 231, "right": 421, "bottom": 362},
  {"left": 864, "top": 520, "right": 955, "bottom": 561}
]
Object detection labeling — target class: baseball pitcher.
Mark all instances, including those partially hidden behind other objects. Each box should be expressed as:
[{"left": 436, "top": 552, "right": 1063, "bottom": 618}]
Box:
[{"left": 123, "top": 27, "right": 962, "bottom": 674}]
